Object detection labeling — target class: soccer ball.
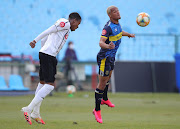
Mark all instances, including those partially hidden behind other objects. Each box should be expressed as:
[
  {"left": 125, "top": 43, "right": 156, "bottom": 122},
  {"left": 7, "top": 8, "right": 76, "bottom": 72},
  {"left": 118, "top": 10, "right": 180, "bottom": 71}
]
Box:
[
  {"left": 66, "top": 85, "right": 76, "bottom": 94},
  {"left": 136, "top": 12, "right": 150, "bottom": 27}
]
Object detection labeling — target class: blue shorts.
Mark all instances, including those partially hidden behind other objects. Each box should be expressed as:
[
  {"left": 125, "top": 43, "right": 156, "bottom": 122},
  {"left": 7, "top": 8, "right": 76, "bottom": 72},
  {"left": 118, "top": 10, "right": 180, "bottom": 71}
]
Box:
[{"left": 97, "top": 56, "right": 115, "bottom": 76}]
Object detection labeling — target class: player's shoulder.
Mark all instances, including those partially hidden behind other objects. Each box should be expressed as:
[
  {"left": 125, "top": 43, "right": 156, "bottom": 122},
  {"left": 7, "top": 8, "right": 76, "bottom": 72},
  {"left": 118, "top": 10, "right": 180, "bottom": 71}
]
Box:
[
  {"left": 57, "top": 18, "right": 69, "bottom": 23},
  {"left": 55, "top": 18, "right": 70, "bottom": 30},
  {"left": 104, "top": 20, "right": 111, "bottom": 27},
  {"left": 103, "top": 20, "right": 112, "bottom": 32}
]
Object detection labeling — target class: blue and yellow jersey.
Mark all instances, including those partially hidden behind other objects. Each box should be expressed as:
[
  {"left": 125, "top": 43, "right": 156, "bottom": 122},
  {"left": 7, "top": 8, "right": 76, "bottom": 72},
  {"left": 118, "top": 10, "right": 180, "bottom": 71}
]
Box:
[{"left": 97, "top": 20, "right": 122, "bottom": 59}]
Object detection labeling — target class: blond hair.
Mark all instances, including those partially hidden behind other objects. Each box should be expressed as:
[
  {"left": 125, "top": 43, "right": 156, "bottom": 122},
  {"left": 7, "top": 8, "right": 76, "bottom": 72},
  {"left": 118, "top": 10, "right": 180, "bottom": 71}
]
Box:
[{"left": 107, "top": 6, "right": 117, "bottom": 15}]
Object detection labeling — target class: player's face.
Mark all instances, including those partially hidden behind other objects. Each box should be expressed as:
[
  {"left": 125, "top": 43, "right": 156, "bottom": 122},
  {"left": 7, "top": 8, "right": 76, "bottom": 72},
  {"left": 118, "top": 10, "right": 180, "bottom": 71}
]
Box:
[
  {"left": 70, "top": 19, "right": 81, "bottom": 31},
  {"left": 110, "top": 7, "right": 121, "bottom": 20}
]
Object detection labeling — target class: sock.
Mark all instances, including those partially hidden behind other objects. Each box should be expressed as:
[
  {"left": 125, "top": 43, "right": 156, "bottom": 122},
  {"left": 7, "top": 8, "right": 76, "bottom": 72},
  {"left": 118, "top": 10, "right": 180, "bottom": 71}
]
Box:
[
  {"left": 103, "top": 81, "right": 109, "bottom": 101},
  {"left": 95, "top": 88, "right": 104, "bottom": 111},
  {"left": 33, "top": 83, "right": 44, "bottom": 114},
  {"left": 28, "top": 84, "right": 54, "bottom": 112},
  {"left": 35, "top": 83, "right": 44, "bottom": 95}
]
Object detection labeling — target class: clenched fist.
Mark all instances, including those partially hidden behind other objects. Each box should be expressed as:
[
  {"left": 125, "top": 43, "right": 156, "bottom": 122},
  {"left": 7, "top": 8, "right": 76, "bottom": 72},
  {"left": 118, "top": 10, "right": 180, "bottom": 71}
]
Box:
[
  {"left": 30, "top": 40, "right": 36, "bottom": 48},
  {"left": 108, "top": 41, "right": 115, "bottom": 49}
]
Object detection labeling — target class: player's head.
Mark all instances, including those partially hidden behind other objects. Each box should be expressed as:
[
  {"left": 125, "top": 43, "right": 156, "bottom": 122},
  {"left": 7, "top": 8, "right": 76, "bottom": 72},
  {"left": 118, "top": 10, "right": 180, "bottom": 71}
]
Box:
[
  {"left": 69, "top": 12, "right": 81, "bottom": 31},
  {"left": 107, "top": 6, "right": 121, "bottom": 20}
]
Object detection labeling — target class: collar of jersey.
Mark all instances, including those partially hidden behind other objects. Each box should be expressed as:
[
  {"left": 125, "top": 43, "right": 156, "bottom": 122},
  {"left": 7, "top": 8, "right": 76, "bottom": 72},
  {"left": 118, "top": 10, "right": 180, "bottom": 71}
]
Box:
[{"left": 110, "top": 20, "right": 120, "bottom": 25}]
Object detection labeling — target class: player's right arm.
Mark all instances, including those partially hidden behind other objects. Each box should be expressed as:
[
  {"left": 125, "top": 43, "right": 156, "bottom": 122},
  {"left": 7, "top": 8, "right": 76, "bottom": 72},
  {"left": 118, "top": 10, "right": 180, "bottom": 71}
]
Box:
[
  {"left": 99, "top": 26, "right": 115, "bottom": 49},
  {"left": 30, "top": 25, "right": 57, "bottom": 48},
  {"left": 99, "top": 37, "right": 115, "bottom": 49}
]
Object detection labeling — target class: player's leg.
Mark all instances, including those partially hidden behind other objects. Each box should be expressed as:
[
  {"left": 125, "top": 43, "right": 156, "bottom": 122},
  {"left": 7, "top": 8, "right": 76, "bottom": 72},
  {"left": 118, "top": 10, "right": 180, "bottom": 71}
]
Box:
[
  {"left": 95, "top": 75, "right": 109, "bottom": 111},
  {"left": 21, "top": 83, "right": 45, "bottom": 125},
  {"left": 95, "top": 57, "right": 110, "bottom": 111},
  {"left": 93, "top": 57, "right": 110, "bottom": 123},
  {"left": 30, "top": 62, "right": 46, "bottom": 124},
  {"left": 101, "top": 70, "right": 115, "bottom": 107},
  {"left": 30, "top": 53, "right": 57, "bottom": 124},
  {"left": 102, "top": 70, "right": 112, "bottom": 101},
  {"left": 32, "top": 81, "right": 44, "bottom": 114},
  {"left": 32, "top": 66, "right": 45, "bottom": 115},
  {"left": 31, "top": 80, "right": 45, "bottom": 124},
  {"left": 93, "top": 75, "right": 109, "bottom": 123},
  {"left": 22, "top": 53, "right": 56, "bottom": 124},
  {"left": 21, "top": 54, "right": 44, "bottom": 125},
  {"left": 24, "top": 82, "right": 54, "bottom": 124}
]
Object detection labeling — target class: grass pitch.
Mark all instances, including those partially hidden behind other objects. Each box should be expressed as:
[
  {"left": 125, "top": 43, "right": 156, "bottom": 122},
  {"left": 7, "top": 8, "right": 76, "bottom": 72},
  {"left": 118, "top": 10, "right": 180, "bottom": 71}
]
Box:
[{"left": 0, "top": 92, "right": 180, "bottom": 129}]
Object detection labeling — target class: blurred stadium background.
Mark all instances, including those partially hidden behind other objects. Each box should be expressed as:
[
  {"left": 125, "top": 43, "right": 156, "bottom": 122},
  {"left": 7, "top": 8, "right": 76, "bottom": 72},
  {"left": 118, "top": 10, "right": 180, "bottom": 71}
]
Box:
[
  {"left": 1, "top": 0, "right": 180, "bottom": 128},
  {"left": 0, "top": 0, "right": 180, "bottom": 93}
]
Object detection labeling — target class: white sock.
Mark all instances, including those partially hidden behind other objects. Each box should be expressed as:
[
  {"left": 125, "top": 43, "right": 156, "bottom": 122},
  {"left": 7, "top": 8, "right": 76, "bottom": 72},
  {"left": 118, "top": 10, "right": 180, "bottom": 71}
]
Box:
[
  {"left": 35, "top": 83, "right": 44, "bottom": 95},
  {"left": 28, "top": 84, "right": 54, "bottom": 112},
  {"left": 33, "top": 83, "right": 44, "bottom": 114}
]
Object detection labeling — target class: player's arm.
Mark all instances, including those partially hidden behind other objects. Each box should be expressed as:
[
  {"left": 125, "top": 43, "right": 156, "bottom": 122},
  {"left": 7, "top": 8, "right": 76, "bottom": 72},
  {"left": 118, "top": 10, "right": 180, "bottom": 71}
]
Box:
[
  {"left": 99, "top": 37, "right": 115, "bottom": 49},
  {"left": 99, "top": 26, "right": 115, "bottom": 49},
  {"left": 30, "top": 25, "right": 57, "bottom": 48},
  {"left": 30, "top": 21, "right": 70, "bottom": 48},
  {"left": 122, "top": 30, "right": 135, "bottom": 38}
]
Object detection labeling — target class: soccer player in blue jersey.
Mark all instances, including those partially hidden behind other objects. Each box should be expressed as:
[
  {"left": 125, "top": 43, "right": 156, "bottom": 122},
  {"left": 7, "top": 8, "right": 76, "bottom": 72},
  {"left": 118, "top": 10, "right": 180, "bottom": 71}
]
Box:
[{"left": 93, "top": 6, "right": 135, "bottom": 123}]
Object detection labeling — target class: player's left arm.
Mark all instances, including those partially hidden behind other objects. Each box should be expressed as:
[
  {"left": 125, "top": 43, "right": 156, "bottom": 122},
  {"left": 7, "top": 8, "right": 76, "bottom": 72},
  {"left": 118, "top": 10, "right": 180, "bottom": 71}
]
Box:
[{"left": 122, "top": 30, "right": 135, "bottom": 38}]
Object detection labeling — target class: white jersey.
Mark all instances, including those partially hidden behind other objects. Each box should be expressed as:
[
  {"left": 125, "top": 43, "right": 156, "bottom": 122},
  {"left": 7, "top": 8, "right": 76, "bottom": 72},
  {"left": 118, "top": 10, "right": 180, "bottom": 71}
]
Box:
[{"left": 34, "top": 18, "right": 71, "bottom": 57}]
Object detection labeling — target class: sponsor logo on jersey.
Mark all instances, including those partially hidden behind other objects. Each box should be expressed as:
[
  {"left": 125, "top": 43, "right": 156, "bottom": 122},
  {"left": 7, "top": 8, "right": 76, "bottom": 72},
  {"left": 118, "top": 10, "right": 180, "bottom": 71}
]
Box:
[
  {"left": 60, "top": 22, "right": 65, "bottom": 27},
  {"left": 102, "top": 29, "right": 107, "bottom": 35},
  {"left": 65, "top": 34, "right": 68, "bottom": 39},
  {"left": 115, "top": 28, "right": 117, "bottom": 32}
]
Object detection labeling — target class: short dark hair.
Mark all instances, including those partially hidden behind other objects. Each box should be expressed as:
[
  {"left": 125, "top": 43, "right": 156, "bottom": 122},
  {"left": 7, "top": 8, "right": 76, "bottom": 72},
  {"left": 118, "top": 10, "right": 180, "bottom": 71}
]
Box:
[{"left": 69, "top": 12, "right": 81, "bottom": 21}]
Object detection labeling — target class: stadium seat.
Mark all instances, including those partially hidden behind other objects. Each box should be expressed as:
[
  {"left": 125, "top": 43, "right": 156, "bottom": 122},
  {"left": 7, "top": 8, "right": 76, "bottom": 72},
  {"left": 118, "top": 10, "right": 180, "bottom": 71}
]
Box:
[
  {"left": 9, "top": 75, "right": 29, "bottom": 91},
  {"left": 0, "top": 76, "right": 10, "bottom": 91},
  {"left": 0, "top": 0, "right": 179, "bottom": 61}
]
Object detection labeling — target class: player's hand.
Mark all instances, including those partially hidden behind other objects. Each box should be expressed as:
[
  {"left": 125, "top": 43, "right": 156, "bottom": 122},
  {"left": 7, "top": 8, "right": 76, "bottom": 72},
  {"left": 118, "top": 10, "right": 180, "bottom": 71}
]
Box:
[
  {"left": 30, "top": 40, "right": 36, "bottom": 48},
  {"left": 128, "top": 34, "right": 135, "bottom": 38},
  {"left": 108, "top": 41, "right": 115, "bottom": 49}
]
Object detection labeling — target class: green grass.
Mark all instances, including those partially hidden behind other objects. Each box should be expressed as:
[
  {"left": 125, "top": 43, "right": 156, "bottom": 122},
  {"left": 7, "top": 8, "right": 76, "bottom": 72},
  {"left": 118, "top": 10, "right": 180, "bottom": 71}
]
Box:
[{"left": 0, "top": 92, "right": 180, "bottom": 129}]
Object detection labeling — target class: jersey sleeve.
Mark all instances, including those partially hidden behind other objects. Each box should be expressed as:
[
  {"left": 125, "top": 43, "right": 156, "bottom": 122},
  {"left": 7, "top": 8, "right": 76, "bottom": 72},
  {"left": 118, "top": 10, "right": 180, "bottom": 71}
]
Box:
[
  {"left": 54, "top": 19, "right": 70, "bottom": 31},
  {"left": 34, "top": 25, "right": 57, "bottom": 43},
  {"left": 41, "top": 35, "right": 48, "bottom": 48},
  {"left": 101, "top": 26, "right": 112, "bottom": 39}
]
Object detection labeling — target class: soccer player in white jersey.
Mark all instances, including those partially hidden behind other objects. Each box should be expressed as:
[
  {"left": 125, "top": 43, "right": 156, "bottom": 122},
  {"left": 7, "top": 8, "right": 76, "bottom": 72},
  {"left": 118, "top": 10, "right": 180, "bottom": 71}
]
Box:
[{"left": 21, "top": 12, "right": 81, "bottom": 125}]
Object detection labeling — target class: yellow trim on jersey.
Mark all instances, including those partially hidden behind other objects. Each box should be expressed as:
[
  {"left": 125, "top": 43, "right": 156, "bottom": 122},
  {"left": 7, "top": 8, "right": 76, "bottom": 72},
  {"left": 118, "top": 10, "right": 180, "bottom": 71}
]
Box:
[
  {"left": 101, "top": 36, "right": 108, "bottom": 39},
  {"left": 100, "top": 58, "right": 106, "bottom": 72},
  {"left": 109, "top": 32, "right": 122, "bottom": 41}
]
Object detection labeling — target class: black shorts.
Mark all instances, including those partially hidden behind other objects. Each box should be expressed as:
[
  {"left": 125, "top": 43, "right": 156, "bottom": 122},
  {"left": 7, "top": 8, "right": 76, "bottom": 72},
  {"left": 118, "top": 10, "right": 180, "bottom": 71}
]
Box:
[
  {"left": 97, "top": 56, "right": 115, "bottom": 76},
  {"left": 39, "top": 52, "right": 57, "bottom": 83}
]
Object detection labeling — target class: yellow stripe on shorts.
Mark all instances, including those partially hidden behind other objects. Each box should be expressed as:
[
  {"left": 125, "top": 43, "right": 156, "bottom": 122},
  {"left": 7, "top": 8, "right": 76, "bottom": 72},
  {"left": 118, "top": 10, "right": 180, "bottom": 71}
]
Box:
[{"left": 100, "top": 58, "right": 106, "bottom": 72}]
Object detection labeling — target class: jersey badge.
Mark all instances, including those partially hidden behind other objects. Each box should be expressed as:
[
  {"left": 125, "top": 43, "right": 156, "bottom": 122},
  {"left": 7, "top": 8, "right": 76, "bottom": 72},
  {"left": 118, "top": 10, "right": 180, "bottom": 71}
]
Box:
[
  {"left": 65, "top": 34, "right": 68, "bottom": 39},
  {"left": 102, "top": 29, "right": 107, "bottom": 35},
  {"left": 60, "top": 22, "right": 65, "bottom": 27}
]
